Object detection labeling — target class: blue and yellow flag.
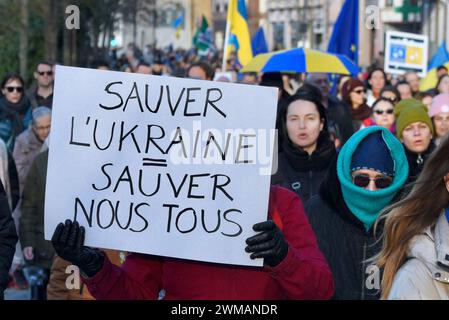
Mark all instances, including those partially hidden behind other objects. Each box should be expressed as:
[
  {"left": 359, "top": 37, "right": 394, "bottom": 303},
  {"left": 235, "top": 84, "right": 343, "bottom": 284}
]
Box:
[
  {"left": 226, "top": 0, "right": 253, "bottom": 66},
  {"left": 172, "top": 13, "right": 184, "bottom": 39}
]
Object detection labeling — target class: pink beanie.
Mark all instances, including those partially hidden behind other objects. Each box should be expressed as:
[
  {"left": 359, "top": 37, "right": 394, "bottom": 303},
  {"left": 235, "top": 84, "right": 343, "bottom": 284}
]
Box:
[{"left": 429, "top": 93, "right": 449, "bottom": 118}]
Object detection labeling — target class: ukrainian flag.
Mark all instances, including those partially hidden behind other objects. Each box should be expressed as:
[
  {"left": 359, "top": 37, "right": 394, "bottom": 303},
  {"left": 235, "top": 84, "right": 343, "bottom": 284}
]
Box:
[
  {"left": 172, "top": 13, "right": 184, "bottom": 39},
  {"left": 226, "top": 0, "right": 253, "bottom": 66}
]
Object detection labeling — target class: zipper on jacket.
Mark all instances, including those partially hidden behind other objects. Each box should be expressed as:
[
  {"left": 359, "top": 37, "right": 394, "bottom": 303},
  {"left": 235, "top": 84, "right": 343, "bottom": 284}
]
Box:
[
  {"left": 361, "top": 242, "right": 367, "bottom": 300},
  {"left": 308, "top": 155, "right": 313, "bottom": 199}
]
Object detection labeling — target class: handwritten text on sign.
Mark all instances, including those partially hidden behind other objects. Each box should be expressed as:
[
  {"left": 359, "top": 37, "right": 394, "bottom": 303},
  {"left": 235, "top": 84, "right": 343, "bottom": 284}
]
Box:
[{"left": 44, "top": 66, "right": 278, "bottom": 266}]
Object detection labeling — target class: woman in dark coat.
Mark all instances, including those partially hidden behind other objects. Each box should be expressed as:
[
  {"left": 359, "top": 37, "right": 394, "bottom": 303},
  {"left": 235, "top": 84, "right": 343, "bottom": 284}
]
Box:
[
  {"left": 0, "top": 73, "right": 33, "bottom": 151},
  {"left": 271, "top": 91, "right": 336, "bottom": 203},
  {"left": 0, "top": 179, "right": 18, "bottom": 299}
]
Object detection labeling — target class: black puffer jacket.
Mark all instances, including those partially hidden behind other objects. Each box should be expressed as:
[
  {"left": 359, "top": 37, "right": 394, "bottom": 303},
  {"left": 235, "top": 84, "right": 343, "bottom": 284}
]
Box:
[
  {"left": 0, "top": 180, "right": 18, "bottom": 299},
  {"left": 305, "top": 156, "right": 383, "bottom": 300},
  {"left": 272, "top": 136, "right": 335, "bottom": 203}
]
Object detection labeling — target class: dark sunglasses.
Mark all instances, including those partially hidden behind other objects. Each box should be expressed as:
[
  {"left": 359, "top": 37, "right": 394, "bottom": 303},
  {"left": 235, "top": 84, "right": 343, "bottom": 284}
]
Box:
[
  {"left": 352, "top": 174, "right": 393, "bottom": 189},
  {"left": 5, "top": 86, "right": 23, "bottom": 93},
  {"left": 385, "top": 97, "right": 398, "bottom": 103},
  {"left": 37, "top": 71, "right": 53, "bottom": 76},
  {"left": 374, "top": 109, "right": 394, "bottom": 115}
]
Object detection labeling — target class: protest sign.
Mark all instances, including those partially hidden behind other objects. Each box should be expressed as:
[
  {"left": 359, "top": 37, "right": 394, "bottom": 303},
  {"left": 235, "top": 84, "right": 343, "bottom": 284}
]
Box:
[
  {"left": 44, "top": 66, "right": 278, "bottom": 267},
  {"left": 384, "top": 31, "right": 428, "bottom": 77}
]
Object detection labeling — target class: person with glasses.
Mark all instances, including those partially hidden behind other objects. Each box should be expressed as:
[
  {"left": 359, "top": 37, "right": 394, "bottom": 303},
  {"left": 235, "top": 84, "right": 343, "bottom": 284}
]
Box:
[
  {"left": 380, "top": 85, "right": 401, "bottom": 104},
  {"left": 374, "top": 134, "right": 449, "bottom": 299},
  {"left": 361, "top": 98, "right": 396, "bottom": 134},
  {"left": 0, "top": 73, "right": 33, "bottom": 151},
  {"left": 27, "top": 61, "right": 54, "bottom": 109},
  {"left": 342, "top": 78, "right": 371, "bottom": 132},
  {"left": 429, "top": 93, "right": 449, "bottom": 146},
  {"left": 395, "top": 99, "right": 436, "bottom": 184},
  {"left": 305, "top": 126, "right": 409, "bottom": 299}
]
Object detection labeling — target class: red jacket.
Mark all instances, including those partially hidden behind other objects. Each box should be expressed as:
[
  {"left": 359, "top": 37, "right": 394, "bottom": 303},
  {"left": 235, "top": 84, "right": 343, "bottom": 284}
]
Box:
[{"left": 83, "top": 186, "right": 334, "bottom": 300}]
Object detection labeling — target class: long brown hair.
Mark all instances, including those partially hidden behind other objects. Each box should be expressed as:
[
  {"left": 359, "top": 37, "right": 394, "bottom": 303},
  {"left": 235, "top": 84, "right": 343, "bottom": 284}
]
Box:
[{"left": 374, "top": 133, "right": 449, "bottom": 299}]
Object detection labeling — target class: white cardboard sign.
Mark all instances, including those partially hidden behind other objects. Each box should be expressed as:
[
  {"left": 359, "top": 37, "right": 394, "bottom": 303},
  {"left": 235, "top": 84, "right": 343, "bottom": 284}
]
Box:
[
  {"left": 44, "top": 66, "right": 278, "bottom": 267},
  {"left": 384, "top": 31, "right": 428, "bottom": 77}
]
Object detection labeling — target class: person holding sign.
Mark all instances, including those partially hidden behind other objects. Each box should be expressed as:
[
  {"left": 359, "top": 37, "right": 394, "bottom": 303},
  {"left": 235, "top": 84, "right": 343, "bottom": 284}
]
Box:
[{"left": 50, "top": 185, "right": 335, "bottom": 300}]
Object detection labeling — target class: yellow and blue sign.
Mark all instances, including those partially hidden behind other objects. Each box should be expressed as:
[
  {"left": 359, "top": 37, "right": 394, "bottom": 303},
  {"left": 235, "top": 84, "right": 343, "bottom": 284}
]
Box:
[{"left": 384, "top": 31, "right": 428, "bottom": 77}]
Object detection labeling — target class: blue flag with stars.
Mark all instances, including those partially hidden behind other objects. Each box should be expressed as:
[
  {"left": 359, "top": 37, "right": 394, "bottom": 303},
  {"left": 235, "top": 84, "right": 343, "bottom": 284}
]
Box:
[{"left": 327, "top": 0, "right": 359, "bottom": 65}]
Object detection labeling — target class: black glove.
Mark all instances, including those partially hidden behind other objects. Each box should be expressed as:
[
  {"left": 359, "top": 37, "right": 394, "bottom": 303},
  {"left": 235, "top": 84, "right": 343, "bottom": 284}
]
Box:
[
  {"left": 51, "top": 219, "right": 105, "bottom": 278},
  {"left": 245, "top": 220, "right": 288, "bottom": 267}
]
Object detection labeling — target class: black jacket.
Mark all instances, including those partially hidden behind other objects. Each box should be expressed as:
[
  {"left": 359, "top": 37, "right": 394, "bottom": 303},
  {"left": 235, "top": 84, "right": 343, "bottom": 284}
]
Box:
[
  {"left": 326, "top": 96, "right": 354, "bottom": 145},
  {"left": 0, "top": 180, "right": 18, "bottom": 299},
  {"left": 305, "top": 156, "right": 383, "bottom": 300},
  {"left": 404, "top": 141, "right": 436, "bottom": 183},
  {"left": 271, "top": 136, "right": 335, "bottom": 203}
]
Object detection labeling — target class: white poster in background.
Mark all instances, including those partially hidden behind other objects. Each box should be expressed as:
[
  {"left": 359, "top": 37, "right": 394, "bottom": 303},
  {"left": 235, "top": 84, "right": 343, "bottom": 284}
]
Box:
[
  {"left": 44, "top": 66, "right": 278, "bottom": 267},
  {"left": 384, "top": 31, "right": 428, "bottom": 77}
]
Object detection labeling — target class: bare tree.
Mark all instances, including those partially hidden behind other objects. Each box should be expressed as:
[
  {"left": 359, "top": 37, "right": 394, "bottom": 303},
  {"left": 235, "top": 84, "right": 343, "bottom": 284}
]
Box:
[{"left": 19, "top": 0, "right": 29, "bottom": 77}]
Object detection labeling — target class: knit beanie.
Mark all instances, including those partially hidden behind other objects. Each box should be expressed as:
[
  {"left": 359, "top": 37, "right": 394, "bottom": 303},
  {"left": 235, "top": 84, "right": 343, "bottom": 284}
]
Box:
[
  {"left": 351, "top": 131, "right": 395, "bottom": 176},
  {"left": 429, "top": 93, "right": 449, "bottom": 118},
  {"left": 395, "top": 98, "right": 434, "bottom": 139}
]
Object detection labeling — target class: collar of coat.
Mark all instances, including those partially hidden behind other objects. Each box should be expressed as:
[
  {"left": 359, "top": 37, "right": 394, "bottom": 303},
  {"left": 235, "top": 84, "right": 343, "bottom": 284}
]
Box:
[{"left": 408, "top": 212, "right": 449, "bottom": 284}]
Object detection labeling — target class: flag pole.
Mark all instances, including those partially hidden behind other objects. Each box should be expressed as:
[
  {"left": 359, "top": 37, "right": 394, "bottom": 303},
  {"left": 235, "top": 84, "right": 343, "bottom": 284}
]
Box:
[{"left": 221, "top": 0, "right": 232, "bottom": 72}]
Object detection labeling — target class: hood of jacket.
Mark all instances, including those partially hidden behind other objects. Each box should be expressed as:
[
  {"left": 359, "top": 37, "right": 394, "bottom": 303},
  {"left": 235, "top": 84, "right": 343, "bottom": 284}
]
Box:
[
  {"left": 408, "top": 212, "right": 449, "bottom": 284},
  {"left": 320, "top": 126, "right": 409, "bottom": 232}
]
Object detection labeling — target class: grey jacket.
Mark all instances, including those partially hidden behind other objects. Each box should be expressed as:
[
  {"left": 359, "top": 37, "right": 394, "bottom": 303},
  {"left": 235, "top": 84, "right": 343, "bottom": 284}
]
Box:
[
  {"left": 13, "top": 128, "right": 43, "bottom": 193},
  {"left": 388, "top": 212, "right": 449, "bottom": 300}
]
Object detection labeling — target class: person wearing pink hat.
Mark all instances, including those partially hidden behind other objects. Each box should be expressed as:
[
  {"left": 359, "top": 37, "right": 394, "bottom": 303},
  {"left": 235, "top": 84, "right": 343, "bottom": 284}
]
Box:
[{"left": 429, "top": 93, "right": 449, "bottom": 145}]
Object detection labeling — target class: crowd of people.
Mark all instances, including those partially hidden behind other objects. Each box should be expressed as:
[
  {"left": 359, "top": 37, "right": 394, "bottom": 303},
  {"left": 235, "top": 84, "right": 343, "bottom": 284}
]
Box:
[{"left": 0, "top": 43, "right": 449, "bottom": 300}]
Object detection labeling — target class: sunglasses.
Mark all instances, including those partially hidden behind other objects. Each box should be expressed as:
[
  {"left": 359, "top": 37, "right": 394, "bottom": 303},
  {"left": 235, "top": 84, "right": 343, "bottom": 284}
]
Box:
[
  {"left": 352, "top": 174, "right": 393, "bottom": 189},
  {"left": 385, "top": 97, "right": 398, "bottom": 103},
  {"left": 37, "top": 71, "right": 53, "bottom": 76},
  {"left": 5, "top": 86, "right": 23, "bottom": 93},
  {"left": 374, "top": 109, "right": 394, "bottom": 115}
]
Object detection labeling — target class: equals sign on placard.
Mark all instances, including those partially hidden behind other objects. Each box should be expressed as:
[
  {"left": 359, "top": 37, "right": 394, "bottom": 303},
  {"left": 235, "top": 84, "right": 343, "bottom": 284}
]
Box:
[{"left": 142, "top": 158, "right": 168, "bottom": 167}]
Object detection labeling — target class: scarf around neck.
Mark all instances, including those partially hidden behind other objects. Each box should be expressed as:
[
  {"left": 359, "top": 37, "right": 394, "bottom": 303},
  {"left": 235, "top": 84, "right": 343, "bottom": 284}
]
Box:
[{"left": 337, "top": 126, "right": 409, "bottom": 231}]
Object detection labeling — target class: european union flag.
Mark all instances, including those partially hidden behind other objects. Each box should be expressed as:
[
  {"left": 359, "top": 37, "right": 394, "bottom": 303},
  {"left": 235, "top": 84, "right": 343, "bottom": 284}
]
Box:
[
  {"left": 251, "top": 27, "right": 268, "bottom": 56},
  {"left": 327, "top": 0, "right": 359, "bottom": 66}
]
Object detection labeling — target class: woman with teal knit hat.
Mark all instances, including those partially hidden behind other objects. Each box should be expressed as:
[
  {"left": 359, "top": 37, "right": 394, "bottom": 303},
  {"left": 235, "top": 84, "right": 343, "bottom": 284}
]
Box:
[{"left": 305, "top": 126, "right": 409, "bottom": 299}]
